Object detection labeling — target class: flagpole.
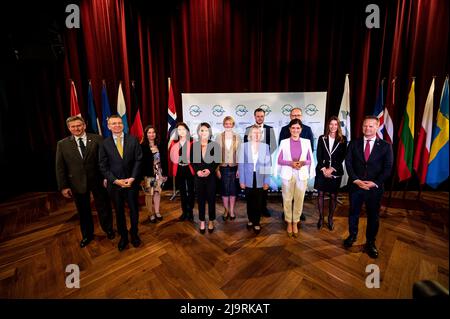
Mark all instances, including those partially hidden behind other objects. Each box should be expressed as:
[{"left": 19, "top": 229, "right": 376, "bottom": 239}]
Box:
[{"left": 384, "top": 76, "right": 397, "bottom": 214}]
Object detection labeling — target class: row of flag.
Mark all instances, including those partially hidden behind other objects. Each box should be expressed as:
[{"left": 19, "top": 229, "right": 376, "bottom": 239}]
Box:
[
  {"left": 70, "top": 80, "right": 144, "bottom": 142},
  {"left": 338, "top": 74, "right": 449, "bottom": 189}
]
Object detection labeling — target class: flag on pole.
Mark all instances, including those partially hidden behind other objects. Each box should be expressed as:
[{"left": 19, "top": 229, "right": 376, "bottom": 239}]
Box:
[
  {"left": 167, "top": 77, "right": 177, "bottom": 139},
  {"left": 413, "top": 78, "right": 435, "bottom": 184},
  {"left": 426, "top": 76, "right": 449, "bottom": 188},
  {"left": 384, "top": 78, "right": 395, "bottom": 144},
  {"left": 117, "top": 82, "right": 129, "bottom": 134},
  {"left": 87, "top": 80, "right": 101, "bottom": 135},
  {"left": 101, "top": 81, "right": 112, "bottom": 138},
  {"left": 70, "top": 80, "right": 81, "bottom": 117},
  {"left": 396, "top": 79, "right": 415, "bottom": 182},
  {"left": 167, "top": 77, "right": 177, "bottom": 177},
  {"left": 338, "top": 74, "right": 351, "bottom": 187},
  {"left": 130, "top": 81, "right": 144, "bottom": 142},
  {"left": 373, "top": 79, "right": 385, "bottom": 139}
]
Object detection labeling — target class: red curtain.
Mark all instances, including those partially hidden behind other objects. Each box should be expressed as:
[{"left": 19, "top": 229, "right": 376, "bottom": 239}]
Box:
[{"left": 1, "top": 0, "right": 448, "bottom": 194}]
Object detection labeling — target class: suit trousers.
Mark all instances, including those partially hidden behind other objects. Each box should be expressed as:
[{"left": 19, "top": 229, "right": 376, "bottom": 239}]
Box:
[
  {"left": 73, "top": 187, "right": 113, "bottom": 239},
  {"left": 108, "top": 186, "right": 140, "bottom": 238},
  {"left": 245, "top": 172, "right": 264, "bottom": 226},
  {"left": 195, "top": 174, "right": 216, "bottom": 221},
  {"left": 281, "top": 175, "right": 307, "bottom": 223},
  {"left": 348, "top": 187, "right": 384, "bottom": 242},
  {"left": 176, "top": 165, "right": 195, "bottom": 216}
]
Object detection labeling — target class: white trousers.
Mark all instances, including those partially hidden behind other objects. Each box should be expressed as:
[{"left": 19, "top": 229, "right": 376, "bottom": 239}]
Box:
[{"left": 281, "top": 175, "right": 307, "bottom": 223}]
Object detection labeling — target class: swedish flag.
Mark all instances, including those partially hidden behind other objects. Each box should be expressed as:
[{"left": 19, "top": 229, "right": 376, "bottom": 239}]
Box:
[{"left": 426, "top": 77, "right": 449, "bottom": 188}]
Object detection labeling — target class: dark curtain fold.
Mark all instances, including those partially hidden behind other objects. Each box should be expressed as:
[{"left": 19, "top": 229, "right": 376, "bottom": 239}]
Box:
[{"left": 0, "top": 0, "right": 448, "bottom": 197}]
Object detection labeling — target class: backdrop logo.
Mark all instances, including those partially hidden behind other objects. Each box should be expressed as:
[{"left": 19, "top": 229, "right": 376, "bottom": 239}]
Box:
[
  {"left": 212, "top": 105, "right": 225, "bottom": 117},
  {"left": 235, "top": 105, "right": 248, "bottom": 117},
  {"left": 65, "top": 4, "right": 80, "bottom": 29},
  {"left": 281, "top": 104, "right": 293, "bottom": 116},
  {"left": 304, "top": 104, "right": 319, "bottom": 116},
  {"left": 259, "top": 104, "right": 272, "bottom": 116},
  {"left": 189, "top": 105, "right": 202, "bottom": 117}
]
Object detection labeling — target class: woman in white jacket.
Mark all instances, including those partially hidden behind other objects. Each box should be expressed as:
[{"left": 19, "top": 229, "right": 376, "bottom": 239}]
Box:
[{"left": 277, "top": 119, "right": 315, "bottom": 237}]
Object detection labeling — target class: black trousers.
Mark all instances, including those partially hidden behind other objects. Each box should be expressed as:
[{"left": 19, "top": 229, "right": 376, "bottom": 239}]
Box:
[
  {"left": 348, "top": 187, "right": 384, "bottom": 242},
  {"left": 245, "top": 172, "right": 265, "bottom": 226},
  {"left": 195, "top": 174, "right": 216, "bottom": 221},
  {"left": 176, "top": 166, "right": 195, "bottom": 216},
  {"left": 73, "top": 186, "right": 113, "bottom": 239},
  {"left": 108, "top": 186, "right": 140, "bottom": 238}
]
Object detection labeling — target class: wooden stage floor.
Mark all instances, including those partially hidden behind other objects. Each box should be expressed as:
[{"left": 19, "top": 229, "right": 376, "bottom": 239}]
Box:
[{"left": 0, "top": 191, "right": 448, "bottom": 298}]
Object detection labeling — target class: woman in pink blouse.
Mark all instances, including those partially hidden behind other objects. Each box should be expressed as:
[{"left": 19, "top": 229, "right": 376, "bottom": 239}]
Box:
[{"left": 278, "top": 119, "right": 315, "bottom": 237}]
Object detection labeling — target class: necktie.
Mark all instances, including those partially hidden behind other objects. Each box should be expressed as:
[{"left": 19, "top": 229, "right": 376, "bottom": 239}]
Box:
[
  {"left": 364, "top": 140, "right": 371, "bottom": 161},
  {"left": 116, "top": 136, "right": 123, "bottom": 158},
  {"left": 78, "top": 138, "right": 86, "bottom": 158}
]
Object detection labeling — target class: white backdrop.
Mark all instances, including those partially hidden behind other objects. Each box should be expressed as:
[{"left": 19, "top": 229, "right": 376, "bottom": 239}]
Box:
[{"left": 181, "top": 92, "right": 328, "bottom": 190}]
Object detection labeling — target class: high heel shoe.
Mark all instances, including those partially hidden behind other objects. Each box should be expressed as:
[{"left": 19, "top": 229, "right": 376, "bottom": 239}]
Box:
[
  {"left": 253, "top": 225, "right": 261, "bottom": 234},
  {"left": 199, "top": 222, "right": 206, "bottom": 234},
  {"left": 208, "top": 222, "right": 215, "bottom": 233},
  {"left": 229, "top": 213, "right": 236, "bottom": 220},
  {"left": 327, "top": 215, "right": 334, "bottom": 230},
  {"left": 287, "top": 232, "right": 293, "bottom": 238},
  {"left": 222, "top": 208, "right": 229, "bottom": 221},
  {"left": 317, "top": 216, "right": 323, "bottom": 229},
  {"left": 246, "top": 222, "right": 253, "bottom": 230},
  {"left": 292, "top": 231, "right": 299, "bottom": 238}
]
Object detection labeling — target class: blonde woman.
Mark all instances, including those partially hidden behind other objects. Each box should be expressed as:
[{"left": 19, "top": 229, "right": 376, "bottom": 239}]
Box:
[{"left": 216, "top": 116, "right": 241, "bottom": 221}]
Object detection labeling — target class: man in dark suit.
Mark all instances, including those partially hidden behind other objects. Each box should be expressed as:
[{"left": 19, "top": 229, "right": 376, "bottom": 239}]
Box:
[
  {"left": 278, "top": 107, "right": 314, "bottom": 221},
  {"left": 244, "top": 108, "right": 277, "bottom": 217},
  {"left": 99, "top": 115, "right": 143, "bottom": 251},
  {"left": 278, "top": 107, "right": 314, "bottom": 151},
  {"left": 56, "top": 116, "right": 114, "bottom": 248},
  {"left": 344, "top": 116, "right": 393, "bottom": 258}
]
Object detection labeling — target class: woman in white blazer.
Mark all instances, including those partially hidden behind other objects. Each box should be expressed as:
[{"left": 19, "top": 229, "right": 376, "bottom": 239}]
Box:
[{"left": 277, "top": 119, "right": 315, "bottom": 237}]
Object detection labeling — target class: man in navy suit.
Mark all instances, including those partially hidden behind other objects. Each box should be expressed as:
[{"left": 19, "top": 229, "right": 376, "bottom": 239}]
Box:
[
  {"left": 99, "top": 115, "right": 143, "bottom": 251},
  {"left": 244, "top": 108, "right": 277, "bottom": 217},
  {"left": 278, "top": 107, "right": 314, "bottom": 151},
  {"left": 278, "top": 107, "right": 314, "bottom": 221},
  {"left": 344, "top": 116, "right": 393, "bottom": 258}
]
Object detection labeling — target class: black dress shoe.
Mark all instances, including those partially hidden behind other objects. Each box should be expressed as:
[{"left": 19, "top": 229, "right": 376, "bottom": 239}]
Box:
[
  {"left": 300, "top": 214, "right": 306, "bottom": 221},
  {"left": 155, "top": 213, "right": 163, "bottom": 221},
  {"left": 246, "top": 222, "right": 253, "bottom": 230},
  {"left": 80, "top": 237, "right": 93, "bottom": 248},
  {"left": 106, "top": 230, "right": 115, "bottom": 240},
  {"left": 118, "top": 237, "right": 129, "bottom": 251},
  {"left": 178, "top": 213, "right": 188, "bottom": 221},
  {"left": 253, "top": 225, "right": 261, "bottom": 234},
  {"left": 187, "top": 212, "right": 194, "bottom": 222},
  {"left": 131, "top": 234, "right": 141, "bottom": 248},
  {"left": 344, "top": 235, "right": 357, "bottom": 248},
  {"left": 364, "top": 242, "right": 379, "bottom": 258}
]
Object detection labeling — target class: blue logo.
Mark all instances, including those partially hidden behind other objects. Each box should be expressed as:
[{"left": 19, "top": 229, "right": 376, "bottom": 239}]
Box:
[
  {"left": 281, "top": 104, "right": 293, "bottom": 116},
  {"left": 235, "top": 105, "right": 248, "bottom": 117},
  {"left": 259, "top": 104, "right": 272, "bottom": 116},
  {"left": 304, "top": 104, "right": 319, "bottom": 116},
  {"left": 212, "top": 105, "right": 225, "bottom": 117},
  {"left": 189, "top": 105, "right": 202, "bottom": 117}
]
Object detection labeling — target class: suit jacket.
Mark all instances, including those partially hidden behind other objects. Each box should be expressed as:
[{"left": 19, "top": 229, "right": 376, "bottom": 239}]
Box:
[
  {"left": 345, "top": 137, "right": 393, "bottom": 189},
  {"left": 191, "top": 140, "right": 220, "bottom": 174},
  {"left": 238, "top": 142, "right": 271, "bottom": 188},
  {"left": 244, "top": 124, "right": 277, "bottom": 155},
  {"left": 277, "top": 137, "right": 315, "bottom": 180},
  {"left": 55, "top": 133, "right": 105, "bottom": 194},
  {"left": 99, "top": 134, "right": 143, "bottom": 188},
  {"left": 278, "top": 123, "right": 315, "bottom": 151},
  {"left": 315, "top": 135, "right": 347, "bottom": 177}
]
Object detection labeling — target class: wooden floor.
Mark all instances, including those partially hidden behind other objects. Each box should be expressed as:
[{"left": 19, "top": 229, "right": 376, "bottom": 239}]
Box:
[{"left": 0, "top": 191, "right": 448, "bottom": 299}]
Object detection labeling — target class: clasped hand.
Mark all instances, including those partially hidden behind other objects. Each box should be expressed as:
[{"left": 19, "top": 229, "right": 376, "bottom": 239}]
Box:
[
  {"left": 114, "top": 178, "right": 135, "bottom": 188},
  {"left": 291, "top": 161, "right": 305, "bottom": 170}
]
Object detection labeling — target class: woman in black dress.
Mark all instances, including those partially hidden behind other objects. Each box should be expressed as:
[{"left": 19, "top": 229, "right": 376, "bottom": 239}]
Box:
[{"left": 314, "top": 116, "right": 347, "bottom": 230}]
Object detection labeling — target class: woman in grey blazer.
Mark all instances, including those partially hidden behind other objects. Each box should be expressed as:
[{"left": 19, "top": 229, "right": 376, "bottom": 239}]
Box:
[{"left": 238, "top": 125, "right": 272, "bottom": 234}]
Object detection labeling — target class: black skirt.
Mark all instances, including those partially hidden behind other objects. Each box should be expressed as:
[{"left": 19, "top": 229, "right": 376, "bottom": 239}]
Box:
[
  {"left": 314, "top": 171, "right": 342, "bottom": 193},
  {"left": 219, "top": 166, "right": 238, "bottom": 196}
]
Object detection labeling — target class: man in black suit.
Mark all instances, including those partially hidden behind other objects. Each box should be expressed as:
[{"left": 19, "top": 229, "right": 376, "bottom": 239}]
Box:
[
  {"left": 344, "top": 116, "right": 393, "bottom": 258},
  {"left": 99, "top": 115, "right": 143, "bottom": 251},
  {"left": 244, "top": 108, "right": 277, "bottom": 217},
  {"left": 278, "top": 107, "right": 315, "bottom": 151},
  {"left": 56, "top": 116, "right": 114, "bottom": 248},
  {"left": 278, "top": 107, "right": 314, "bottom": 221}
]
